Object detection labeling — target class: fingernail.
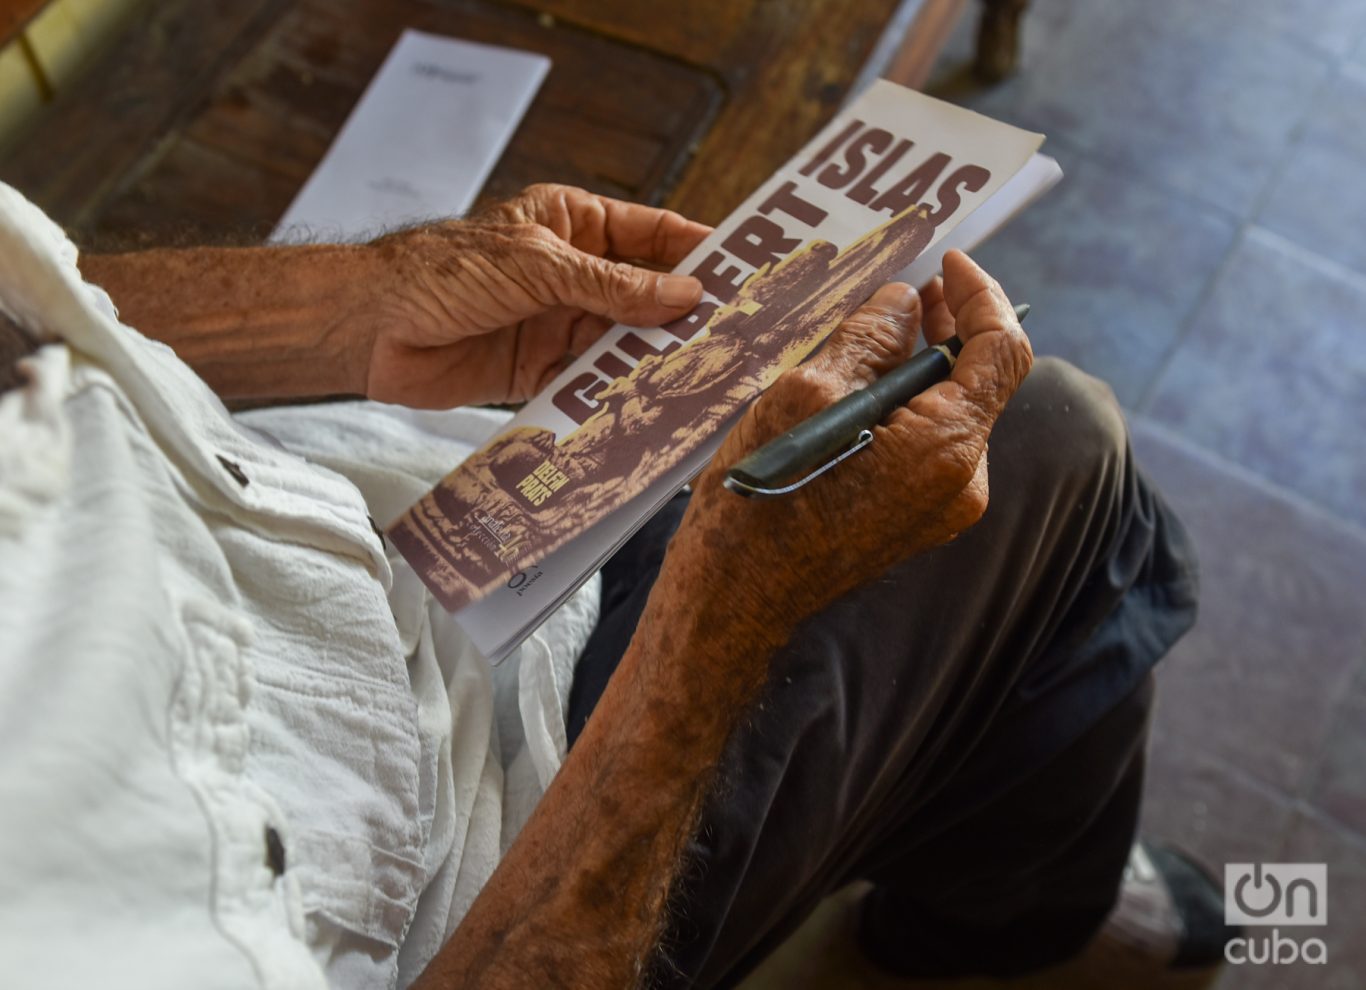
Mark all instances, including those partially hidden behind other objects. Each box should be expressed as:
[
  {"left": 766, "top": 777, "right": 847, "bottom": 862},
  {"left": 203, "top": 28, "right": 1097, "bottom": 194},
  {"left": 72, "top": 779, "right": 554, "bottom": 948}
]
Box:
[
  {"left": 657, "top": 274, "right": 702, "bottom": 308},
  {"left": 880, "top": 282, "right": 918, "bottom": 310}
]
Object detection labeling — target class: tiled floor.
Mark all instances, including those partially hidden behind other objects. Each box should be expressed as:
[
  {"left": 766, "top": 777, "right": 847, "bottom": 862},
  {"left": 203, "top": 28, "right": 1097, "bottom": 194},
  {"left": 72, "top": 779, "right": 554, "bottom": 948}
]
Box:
[{"left": 745, "top": 1, "right": 1366, "bottom": 987}]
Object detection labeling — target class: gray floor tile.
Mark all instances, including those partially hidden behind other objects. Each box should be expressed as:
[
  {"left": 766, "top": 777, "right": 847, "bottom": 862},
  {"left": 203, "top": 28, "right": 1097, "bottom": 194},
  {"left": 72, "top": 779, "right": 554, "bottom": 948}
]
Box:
[
  {"left": 1130, "top": 419, "right": 1366, "bottom": 793},
  {"left": 1353, "top": 26, "right": 1366, "bottom": 68},
  {"left": 924, "top": 0, "right": 1080, "bottom": 111},
  {"left": 1204, "top": 0, "right": 1366, "bottom": 59},
  {"left": 1142, "top": 739, "right": 1294, "bottom": 867},
  {"left": 1293, "top": 65, "right": 1366, "bottom": 161},
  {"left": 1257, "top": 67, "right": 1366, "bottom": 279},
  {"left": 967, "top": 148, "right": 1236, "bottom": 405},
  {"left": 1143, "top": 228, "right": 1366, "bottom": 528},
  {"left": 936, "top": 0, "right": 1331, "bottom": 217},
  {"left": 1307, "top": 658, "right": 1366, "bottom": 834},
  {"left": 1258, "top": 142, "right": 1366, "bottom": 282}
]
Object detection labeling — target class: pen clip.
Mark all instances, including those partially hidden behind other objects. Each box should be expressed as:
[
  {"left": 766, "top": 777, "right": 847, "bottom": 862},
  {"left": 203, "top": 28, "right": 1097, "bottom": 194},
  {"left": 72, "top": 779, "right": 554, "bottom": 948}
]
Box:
[{"left": 723, "top": 428, "right": 875, "bottom": 499}]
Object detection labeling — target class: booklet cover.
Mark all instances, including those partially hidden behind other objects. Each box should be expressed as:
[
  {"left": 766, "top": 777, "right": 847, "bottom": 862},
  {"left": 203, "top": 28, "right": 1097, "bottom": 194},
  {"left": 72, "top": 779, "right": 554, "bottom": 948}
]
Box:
[
  {"left": 388, "top": 80, "right": 1047, "bottom": 619},
  {"left": 453, "top": 151, "right": 1062, "bottom": 663}
]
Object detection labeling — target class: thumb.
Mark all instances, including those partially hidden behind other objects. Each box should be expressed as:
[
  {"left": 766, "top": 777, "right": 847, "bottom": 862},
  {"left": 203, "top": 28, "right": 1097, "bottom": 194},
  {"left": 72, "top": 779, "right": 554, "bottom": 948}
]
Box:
[
  {"left": 545, "top": 242, "right": 703, "bottom": 327},
  {"left": 941, "top": 250, "right": 1018, "bottom": 344},
  {"left": 934, "top": 250, "right": 1032, "bottom": 424}
]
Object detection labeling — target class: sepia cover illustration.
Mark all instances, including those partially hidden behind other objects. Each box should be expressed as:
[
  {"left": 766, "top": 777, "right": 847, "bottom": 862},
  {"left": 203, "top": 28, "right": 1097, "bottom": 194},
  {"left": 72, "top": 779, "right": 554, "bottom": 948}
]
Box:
[{"left": 388, "top": 81, "right": 1047, "bottom": 619}]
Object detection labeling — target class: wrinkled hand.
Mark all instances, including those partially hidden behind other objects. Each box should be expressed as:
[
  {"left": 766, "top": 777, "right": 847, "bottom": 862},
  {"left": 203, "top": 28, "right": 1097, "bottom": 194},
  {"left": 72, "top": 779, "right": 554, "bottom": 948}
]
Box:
[
  {"left": 669, "top": 250, "right": 1033, "bottom": 643},
  {"left": 364, "top": 184, "right": 711, "bottom": 408}
]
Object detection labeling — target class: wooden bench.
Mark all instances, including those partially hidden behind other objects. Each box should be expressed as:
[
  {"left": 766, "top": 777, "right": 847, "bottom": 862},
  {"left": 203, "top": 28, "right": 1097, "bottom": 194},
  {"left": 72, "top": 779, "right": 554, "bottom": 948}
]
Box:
[{"left": 0, "top": 0, "right": 1023, "bottom": 247}]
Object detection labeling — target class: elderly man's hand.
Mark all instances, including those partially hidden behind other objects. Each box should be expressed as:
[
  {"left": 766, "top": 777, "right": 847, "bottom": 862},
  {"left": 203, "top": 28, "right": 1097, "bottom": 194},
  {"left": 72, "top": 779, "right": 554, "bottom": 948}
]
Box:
[
  {"left": 668, "top": 250, "right": 1033, "bottom": 651},
  {"left": 365, "top": 183, "right": 711, "bottom": 409}
]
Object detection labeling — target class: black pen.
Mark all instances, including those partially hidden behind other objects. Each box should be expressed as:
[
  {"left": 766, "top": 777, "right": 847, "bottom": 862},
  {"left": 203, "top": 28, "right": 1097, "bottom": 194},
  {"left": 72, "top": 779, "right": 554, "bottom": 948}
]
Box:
[{"left": 724, "top": 303, "right": 1031, "bottom": 498}]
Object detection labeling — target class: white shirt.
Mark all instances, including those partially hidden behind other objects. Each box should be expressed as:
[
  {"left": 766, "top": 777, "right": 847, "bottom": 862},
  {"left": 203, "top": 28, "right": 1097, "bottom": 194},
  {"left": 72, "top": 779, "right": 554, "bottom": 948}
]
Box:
[{"left": 0, "top": 183, "right": 600, "bottom": 989}]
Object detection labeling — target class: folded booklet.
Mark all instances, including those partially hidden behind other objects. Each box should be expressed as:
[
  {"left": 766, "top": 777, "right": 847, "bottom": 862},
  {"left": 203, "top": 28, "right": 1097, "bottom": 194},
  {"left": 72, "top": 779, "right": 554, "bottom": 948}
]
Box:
[{"left": 387, "top": 79, "right": 1061, "bottom": 660}]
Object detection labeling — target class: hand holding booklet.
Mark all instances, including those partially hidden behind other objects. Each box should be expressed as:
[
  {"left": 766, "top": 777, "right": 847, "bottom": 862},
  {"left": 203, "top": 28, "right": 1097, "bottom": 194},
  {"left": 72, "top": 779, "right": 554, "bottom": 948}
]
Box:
[{"left": 377, "top": 78, "right": 1061, "bottom": 660}]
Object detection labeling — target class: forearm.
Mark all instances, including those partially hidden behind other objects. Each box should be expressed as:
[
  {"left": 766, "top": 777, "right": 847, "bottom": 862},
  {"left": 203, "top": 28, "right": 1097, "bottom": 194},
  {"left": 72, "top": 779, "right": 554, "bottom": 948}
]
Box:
[
  {"left": 418, "top": 550, "right": 790, "bottom": 989},
  {"left": 79, "top": 245, "right": 387, "bottom": 400}
]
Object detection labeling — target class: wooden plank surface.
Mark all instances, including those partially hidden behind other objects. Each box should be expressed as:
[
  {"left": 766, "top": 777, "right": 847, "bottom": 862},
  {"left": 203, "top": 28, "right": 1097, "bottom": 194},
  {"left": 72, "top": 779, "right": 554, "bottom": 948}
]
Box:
[
  {"left": 1, "top": 0, "right": 724, "bottom": 248},
  {"left": 0, "top": 0, "right": 288, "bottom": 233},
  {"left": 0, "top": 0, "right": 960, "bottom": 246},
  {"left": 518, "top": 0, "right": 913, "bottom": 225}
]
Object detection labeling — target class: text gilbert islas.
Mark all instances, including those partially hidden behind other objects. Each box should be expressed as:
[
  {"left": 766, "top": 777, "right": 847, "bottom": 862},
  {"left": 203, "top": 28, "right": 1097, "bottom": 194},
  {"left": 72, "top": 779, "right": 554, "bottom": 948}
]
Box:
[{"left": 549, "top": 119, "right": 992, "bottom": 426}]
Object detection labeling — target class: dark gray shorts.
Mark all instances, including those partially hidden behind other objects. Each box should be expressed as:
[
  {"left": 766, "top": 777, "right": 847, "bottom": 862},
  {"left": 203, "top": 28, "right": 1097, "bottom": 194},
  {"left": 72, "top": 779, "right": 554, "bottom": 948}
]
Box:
[{"left": 567, "top": 358, "right": 1199, "bottom": 987}]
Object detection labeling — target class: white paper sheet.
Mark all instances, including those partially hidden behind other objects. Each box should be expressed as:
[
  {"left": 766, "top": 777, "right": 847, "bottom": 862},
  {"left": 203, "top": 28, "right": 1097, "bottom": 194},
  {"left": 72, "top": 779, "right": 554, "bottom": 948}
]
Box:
[{"left": 271, "top": 30, "right": 549, "bottom": 242}]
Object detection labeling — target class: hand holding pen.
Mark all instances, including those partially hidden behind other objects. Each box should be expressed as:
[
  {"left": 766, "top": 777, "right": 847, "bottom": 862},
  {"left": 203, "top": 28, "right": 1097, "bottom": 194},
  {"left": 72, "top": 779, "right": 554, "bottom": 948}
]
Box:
[
  {"left": 727, "top": 258, "right": 1030, "bottom": 497},
  {"left": 672, "top": 250, "right": 1034, "bottom": 636}
]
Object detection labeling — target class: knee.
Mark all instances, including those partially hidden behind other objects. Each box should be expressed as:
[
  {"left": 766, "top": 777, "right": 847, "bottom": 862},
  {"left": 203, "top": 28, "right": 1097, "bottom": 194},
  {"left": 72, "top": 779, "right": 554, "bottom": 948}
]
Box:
[{"left": 1000, "top": 357, "right": 1129, "bottom": 492}]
